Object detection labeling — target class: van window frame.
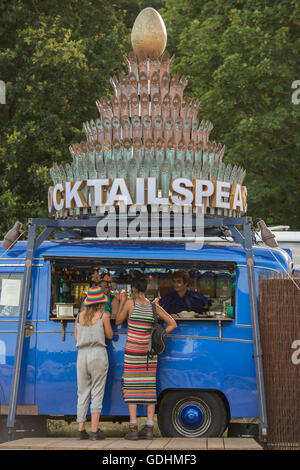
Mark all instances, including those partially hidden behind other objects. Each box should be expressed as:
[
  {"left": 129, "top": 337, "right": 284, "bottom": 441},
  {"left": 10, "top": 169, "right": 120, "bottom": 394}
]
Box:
[{"left": 47, "top": 256, "right": 237, "bottom": 320}]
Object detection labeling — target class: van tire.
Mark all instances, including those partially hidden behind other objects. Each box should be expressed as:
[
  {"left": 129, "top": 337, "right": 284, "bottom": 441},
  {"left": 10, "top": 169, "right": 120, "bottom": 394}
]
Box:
[{"left": 157, "top": 390, "right": 228, "bottom": 438}]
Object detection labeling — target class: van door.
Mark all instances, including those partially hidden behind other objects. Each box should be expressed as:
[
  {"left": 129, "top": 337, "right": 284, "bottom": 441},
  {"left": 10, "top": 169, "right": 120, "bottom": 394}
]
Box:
[
  {"left": 0, "top": 264, "right": 39, "bottom": 411},
  {"left": 35, "top": 260, "right": 78, "bottom": 416}
]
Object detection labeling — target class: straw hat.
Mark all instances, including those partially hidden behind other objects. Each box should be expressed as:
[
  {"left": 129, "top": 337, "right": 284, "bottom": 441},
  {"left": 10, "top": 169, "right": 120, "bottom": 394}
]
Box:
[{"left": 82, "top": 286, "right": 108, "bottom": 306}]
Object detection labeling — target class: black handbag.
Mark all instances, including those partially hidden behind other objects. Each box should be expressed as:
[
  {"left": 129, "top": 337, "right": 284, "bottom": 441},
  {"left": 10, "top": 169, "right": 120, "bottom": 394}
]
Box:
[{"left": 147, "top": 303, "right": 167, "bottom": 367}]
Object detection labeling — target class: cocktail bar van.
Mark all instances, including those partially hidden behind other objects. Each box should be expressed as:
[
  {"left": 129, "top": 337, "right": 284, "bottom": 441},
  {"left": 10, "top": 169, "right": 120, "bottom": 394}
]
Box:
[{"left": 0, "top": 216, "right": 292, "bottom": 441}]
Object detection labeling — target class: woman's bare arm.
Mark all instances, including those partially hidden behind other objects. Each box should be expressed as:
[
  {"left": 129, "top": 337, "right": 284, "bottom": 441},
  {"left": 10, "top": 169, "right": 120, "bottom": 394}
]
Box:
[
  {"left": 155, "top": 304, "right": 177, "bottom": 334},
  {"left": 111, "top": 295, "right": 120, "bottom": 315},
  {"left": 115, "top": 299, "right": 133, "bottom": 325},
  {"left": 102, "top": 311, "right": 114, "bottom": 339},
  {"left": 74, "top": 319, "right": 77, "bottom": 342}
]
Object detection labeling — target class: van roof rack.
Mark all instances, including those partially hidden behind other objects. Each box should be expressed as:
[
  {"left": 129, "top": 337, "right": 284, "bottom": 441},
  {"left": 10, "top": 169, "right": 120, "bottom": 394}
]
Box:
[
  {"left": 23, "top": 215, "right": 250, "bottom": 245},
  {"left": 54, "top": 226, "right": 234, "bottom": 240}
]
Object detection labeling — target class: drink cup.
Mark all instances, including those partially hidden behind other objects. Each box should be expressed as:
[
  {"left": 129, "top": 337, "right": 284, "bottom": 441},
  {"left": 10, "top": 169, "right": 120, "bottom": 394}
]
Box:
[{"left": 226, "top": 306, "right": 234, "bottom": 318}]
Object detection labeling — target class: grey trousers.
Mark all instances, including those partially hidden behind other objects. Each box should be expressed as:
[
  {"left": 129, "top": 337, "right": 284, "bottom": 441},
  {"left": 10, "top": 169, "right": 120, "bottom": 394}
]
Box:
[{"left": 76, "top": 346, "right": 108, "bottom": 423}]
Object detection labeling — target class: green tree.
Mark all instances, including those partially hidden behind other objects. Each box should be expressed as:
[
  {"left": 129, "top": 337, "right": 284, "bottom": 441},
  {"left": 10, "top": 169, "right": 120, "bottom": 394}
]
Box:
[
  {"left": 1, "top": 0, "right": 300, "bottom": 238},
  {"left": 0, "top": 0, "right": 132, "bottom": 237},
  {"left": 162, "top": 0, "right": 300, "bottom": 228}
]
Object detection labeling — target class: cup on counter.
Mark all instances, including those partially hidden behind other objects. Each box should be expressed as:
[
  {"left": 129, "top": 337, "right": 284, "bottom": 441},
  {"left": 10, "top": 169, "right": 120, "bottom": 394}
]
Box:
[{"left": 226, "top": 306, "right": 234, "bottom": 319}]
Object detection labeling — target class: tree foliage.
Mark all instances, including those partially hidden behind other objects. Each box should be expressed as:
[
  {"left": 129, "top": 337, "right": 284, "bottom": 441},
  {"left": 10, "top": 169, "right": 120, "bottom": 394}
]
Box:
[
  {"left": 0, "top": 0, "right": 131, "bottom": 235},
  {"left": 0, "top": 0, "right": 299, "bottom": 239},
  {"left": 162, "top": 0, "right": 300, "bottom": 228}
]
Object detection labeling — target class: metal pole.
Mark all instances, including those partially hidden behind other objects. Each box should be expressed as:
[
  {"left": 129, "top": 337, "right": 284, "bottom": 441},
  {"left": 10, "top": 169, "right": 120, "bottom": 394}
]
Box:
[
  {"left": 6, "top": 222, "right": 37, "bottom": 440},
  {"left": 243, "top": 219, "right": 268, "bottom": 444}
]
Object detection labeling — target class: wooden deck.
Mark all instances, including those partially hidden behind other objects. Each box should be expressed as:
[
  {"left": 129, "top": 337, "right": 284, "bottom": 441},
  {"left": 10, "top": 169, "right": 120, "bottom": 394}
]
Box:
[{"left": 0, "top": 437, "right": 262, "bottom": 450}]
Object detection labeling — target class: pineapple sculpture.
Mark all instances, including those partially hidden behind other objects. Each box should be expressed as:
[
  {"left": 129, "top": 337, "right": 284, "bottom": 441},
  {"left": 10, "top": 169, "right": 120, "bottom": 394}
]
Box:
[{"left": 50, "top": 8, "right": 246, "bottom": 219}]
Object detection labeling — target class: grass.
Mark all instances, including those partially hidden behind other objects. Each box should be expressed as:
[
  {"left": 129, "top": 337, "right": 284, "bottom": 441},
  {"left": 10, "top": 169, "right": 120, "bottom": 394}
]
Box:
[
  {"left": 47, "top": 417, "right": 162, "bottom": 438},
  {"left": 47, "top": 417, "right": 258, "bottom": 438}
]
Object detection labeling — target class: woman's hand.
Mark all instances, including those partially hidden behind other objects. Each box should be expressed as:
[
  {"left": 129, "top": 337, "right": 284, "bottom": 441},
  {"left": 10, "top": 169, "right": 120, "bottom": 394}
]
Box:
[{"left": 119, "top": 290, "right": 128, "bottom": 303}]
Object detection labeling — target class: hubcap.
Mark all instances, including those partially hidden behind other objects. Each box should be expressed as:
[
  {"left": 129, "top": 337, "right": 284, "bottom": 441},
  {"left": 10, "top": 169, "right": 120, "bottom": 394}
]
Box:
[
  {"left": 179, "top": 404, "right": 205, "bottom": 430},
  {"left": 172, "top": 397, "right": 212, "bottom": 437}
]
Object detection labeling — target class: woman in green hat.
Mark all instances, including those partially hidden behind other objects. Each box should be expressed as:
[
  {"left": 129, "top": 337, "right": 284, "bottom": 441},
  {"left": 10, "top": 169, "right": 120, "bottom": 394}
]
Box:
[{"left": 74, "top": 286, "right": 113, "bottom": 440}]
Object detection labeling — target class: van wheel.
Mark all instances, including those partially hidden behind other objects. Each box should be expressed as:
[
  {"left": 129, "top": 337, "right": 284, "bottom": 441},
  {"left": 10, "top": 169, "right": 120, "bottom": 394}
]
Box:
[{"left": 157, "top": 391, "right": 228, "bottom": 438}]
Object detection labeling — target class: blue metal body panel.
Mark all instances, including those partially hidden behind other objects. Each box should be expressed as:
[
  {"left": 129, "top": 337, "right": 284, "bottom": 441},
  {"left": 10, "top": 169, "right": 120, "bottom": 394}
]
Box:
[{"left": 0, "top": 240, "right": 291, "bottom": 419}]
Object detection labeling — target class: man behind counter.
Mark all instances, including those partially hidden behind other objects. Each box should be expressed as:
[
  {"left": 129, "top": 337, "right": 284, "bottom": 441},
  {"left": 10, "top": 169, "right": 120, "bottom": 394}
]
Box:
[{"left": 159, "top": 270, "right": 208, "bottom": 316}]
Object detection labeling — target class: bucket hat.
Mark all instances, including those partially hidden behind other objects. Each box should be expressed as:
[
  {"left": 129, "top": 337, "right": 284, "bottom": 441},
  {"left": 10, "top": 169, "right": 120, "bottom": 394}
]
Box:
[{"left": 82, "top": 286, "right": 108, "bottom": 306}]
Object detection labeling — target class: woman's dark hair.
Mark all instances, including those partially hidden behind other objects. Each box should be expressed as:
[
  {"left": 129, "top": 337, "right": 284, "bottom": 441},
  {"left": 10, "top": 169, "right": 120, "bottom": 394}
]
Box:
[{"left": 131, "top": 277, "right": 147, "bottom": 293}]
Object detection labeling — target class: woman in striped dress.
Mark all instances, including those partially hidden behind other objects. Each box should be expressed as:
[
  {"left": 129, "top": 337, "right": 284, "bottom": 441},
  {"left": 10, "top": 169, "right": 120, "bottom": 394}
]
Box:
[{"left": 116, "top": 277, "right": 177, "bottom": 440}]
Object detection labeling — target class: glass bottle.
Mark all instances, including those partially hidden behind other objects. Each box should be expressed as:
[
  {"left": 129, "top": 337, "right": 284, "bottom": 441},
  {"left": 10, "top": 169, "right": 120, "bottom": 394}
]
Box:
[{"left": 59, "top": 271, "right": 65, "bottom": 303}]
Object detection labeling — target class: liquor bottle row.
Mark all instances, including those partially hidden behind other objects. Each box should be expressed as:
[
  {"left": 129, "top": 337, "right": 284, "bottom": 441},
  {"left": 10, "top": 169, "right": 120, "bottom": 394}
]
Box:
[{"left": 54, "top": 267, "right": 96, "bottom": 307}]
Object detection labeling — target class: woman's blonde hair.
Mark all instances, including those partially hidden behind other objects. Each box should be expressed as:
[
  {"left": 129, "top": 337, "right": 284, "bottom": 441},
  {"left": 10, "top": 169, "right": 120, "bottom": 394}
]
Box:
[{"left": 80, "top": 302, "right": 105, "bottom": 325}]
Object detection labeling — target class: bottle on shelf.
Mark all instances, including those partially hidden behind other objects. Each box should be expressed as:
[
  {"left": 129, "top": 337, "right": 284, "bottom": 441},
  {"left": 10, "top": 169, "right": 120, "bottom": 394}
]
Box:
[
  {"left": 59, "top": 271, "right": 64, "bottom": 303},
  {"left": 58, "top": 268, "right": 71, "bottom": 303}
]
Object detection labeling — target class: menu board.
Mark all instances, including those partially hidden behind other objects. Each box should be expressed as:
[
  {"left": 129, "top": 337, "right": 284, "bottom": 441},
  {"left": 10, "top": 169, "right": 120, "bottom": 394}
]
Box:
[
  {"left": 0, "top": 279, "right": 21, "bottom": 306},
  {"left": 0, "top": 278, "right": 22, "bottom": 316}
]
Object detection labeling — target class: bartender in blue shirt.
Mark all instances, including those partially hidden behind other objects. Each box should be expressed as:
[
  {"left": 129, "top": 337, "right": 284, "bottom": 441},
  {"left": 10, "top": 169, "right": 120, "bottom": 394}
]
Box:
[{"left": 159, "top": 270, "right": 208, "bottom": 315}]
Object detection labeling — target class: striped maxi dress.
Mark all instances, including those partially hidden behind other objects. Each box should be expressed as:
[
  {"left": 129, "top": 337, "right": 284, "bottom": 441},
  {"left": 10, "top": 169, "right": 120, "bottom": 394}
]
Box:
[{"left": 122, "top": 302, "right": 157, "bottom": 404}]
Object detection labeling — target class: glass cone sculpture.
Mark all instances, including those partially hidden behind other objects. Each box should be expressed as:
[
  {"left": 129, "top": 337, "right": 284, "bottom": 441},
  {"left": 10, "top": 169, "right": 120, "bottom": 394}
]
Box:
[{"left": 50, "top": 8, "right": 246, "bottom": 219}]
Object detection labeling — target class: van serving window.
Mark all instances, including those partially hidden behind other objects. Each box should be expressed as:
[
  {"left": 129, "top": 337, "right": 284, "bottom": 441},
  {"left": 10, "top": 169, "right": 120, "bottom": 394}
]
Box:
[
  {"left": 49, "top": 259, "right": 236, "bottom": 321},
  {"left": 0, "top": 274, "right": 24, "bottom": 317}
]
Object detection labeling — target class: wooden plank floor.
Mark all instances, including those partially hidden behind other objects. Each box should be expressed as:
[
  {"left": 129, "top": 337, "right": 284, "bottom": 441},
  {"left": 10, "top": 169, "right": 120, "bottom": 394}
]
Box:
[{"left": 0, "top": 437, "right": 262, "bottom": 450}]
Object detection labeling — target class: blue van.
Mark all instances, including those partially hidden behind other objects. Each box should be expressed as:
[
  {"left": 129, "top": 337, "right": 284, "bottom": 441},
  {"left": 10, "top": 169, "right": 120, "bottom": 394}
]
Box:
[{"left": 0, "top": 227, "right": 292, "bottom": 440}]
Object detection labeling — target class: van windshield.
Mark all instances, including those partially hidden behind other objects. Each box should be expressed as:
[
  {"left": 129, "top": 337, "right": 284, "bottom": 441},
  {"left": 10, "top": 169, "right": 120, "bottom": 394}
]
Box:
[{"left": 0, "top": 273, "right": 24, "bottom": 317}]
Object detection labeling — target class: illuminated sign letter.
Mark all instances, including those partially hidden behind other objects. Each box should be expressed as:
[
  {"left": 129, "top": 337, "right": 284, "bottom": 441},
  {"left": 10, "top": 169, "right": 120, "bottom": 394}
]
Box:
[
  {"left": 212, "top": 181, "right": 230, "bottom": 209},
  {"left": 106, "top": 178, "right": 133, "bottom": 205},
  {"left": 193, "top": 180, "right": 214, "bottom": 206},
  {"left": 65, "top": 181, "right": 88, "bottom": 208},
  {"left": 242, "top": 186, "right": 247, "bottom": 213},
  {"left": 136, "top": 178, "right": 145, "bottom": 205},
  {"left": 230, "top": 184, "right": 244, "bottom": 211},
  {"left": 87, "top": 179, "right": 110, "bottom": 206},
  {"left": 53, "top": 183, "right": 65, "bottom": 211},
  {"left": 48, "top": 186, "right": 54, "bottom": 213},
  {"left": 147, "top": 177, "right": 169, "bottom": 205},
  {"left": 171, "top": 179, "right": 193, "bottom": 205}
]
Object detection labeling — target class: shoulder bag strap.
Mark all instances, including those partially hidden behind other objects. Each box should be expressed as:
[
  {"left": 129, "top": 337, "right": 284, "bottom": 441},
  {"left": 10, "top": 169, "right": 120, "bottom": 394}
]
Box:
[{"left": 151, "top": 302, "right": 158, "bottom": 323}]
